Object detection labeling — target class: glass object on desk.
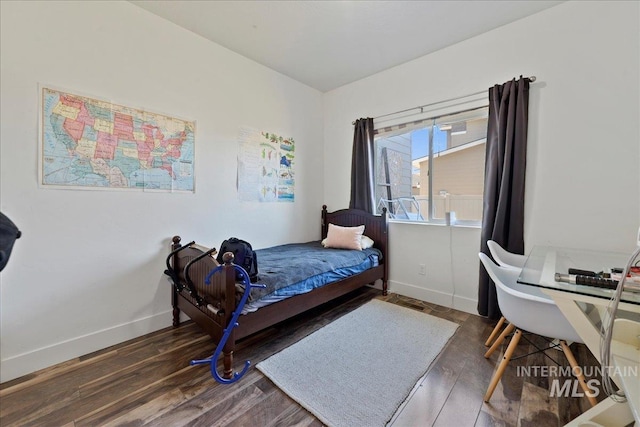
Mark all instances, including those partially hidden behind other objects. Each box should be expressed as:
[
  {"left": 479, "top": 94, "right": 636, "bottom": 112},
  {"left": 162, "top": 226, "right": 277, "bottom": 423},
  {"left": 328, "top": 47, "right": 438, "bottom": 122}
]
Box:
[{"left": 518, "top": 246, "right": 640, "bottom": 305}]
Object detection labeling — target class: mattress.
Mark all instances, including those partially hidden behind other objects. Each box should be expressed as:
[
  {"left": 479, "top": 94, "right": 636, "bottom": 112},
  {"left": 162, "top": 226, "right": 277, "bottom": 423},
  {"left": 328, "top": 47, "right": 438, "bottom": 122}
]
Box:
[{"left": 240, "top": 240, "right": 382, "bottom": 313}]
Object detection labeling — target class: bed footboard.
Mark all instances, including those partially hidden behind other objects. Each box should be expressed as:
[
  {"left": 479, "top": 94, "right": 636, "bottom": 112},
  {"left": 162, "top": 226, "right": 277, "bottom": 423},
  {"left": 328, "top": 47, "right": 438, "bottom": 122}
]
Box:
[
  {"left": 167, "top": 236, "right": 239, "bottom": 379},
  {"left": 189, "top": 254, "right": 266, "bottom": 384}
]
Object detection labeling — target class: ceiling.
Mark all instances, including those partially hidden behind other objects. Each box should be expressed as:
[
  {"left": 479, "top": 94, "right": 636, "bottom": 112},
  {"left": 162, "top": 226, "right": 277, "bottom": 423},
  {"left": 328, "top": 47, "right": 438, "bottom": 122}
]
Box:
[{"left": 130, "top": 1, "right": 563, "bottom": 92}]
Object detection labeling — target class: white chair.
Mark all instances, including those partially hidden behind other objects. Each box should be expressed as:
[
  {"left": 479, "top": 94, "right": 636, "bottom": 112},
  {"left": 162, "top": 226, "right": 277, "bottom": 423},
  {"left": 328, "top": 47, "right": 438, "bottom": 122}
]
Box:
[
  {"left": 487, "top": 240, "right": 527, "bottom": 269},
  {"left": 479, "top": 253, "right": 597, "bottom": 406},
  {"left": 483, "top": 240, "right": 527, "bottom": 347}
]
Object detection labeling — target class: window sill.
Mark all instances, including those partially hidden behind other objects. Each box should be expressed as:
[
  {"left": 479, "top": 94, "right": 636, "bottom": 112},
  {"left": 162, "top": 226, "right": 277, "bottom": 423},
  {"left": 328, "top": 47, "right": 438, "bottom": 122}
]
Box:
[{"left": 387, "top": 218, "right": 481, "bottom": 229}]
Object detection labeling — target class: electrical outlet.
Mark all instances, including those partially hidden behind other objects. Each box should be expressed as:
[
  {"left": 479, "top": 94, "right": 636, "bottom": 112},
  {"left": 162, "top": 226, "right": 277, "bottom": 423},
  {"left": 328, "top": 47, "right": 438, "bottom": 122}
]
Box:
[{"left": 419, "top": 264, "right": 426, "bottom": 275}]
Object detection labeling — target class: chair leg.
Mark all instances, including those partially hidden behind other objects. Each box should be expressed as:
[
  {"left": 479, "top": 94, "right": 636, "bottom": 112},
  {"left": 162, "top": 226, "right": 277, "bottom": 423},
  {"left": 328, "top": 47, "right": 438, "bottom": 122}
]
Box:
[
  {"left": 484, "top": 328, "right": 522, "bottom": 402},
  {"left": 485, "top": 323, "right": 515, "bottom": 358},
  {"left": 560, "top": 340, "right": 598, "bottom": 407},
  {"left": 485, "top": 316, "right": 507, "bottom": 347}
]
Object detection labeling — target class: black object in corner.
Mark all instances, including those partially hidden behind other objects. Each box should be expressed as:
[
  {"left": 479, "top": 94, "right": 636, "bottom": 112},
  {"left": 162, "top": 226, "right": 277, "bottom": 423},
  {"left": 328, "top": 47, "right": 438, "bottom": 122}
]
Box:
[{"left": 0, "top": 212, "right": 21, "bottom": 272}]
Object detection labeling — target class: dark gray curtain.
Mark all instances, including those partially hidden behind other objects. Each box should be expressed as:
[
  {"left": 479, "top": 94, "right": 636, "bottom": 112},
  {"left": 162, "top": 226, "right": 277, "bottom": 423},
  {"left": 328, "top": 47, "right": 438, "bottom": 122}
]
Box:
[
  {"left": 478, "top": 77, "right": 531, "bottom": 319},
  {"left": 349, "top": 118, "right": 374, "bottom": 213}
]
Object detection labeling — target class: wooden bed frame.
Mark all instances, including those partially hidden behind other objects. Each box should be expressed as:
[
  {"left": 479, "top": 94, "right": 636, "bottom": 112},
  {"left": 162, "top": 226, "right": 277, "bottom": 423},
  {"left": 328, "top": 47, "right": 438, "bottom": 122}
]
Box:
[{"left": 167, "top": 205, "right": 388, "bottom": 378}]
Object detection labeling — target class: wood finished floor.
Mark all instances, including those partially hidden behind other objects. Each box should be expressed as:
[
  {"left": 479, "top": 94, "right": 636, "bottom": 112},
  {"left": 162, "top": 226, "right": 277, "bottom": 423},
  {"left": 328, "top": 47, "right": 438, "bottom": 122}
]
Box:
[{"left": 0, "top": 288, "right": 605, "bottom": 427}]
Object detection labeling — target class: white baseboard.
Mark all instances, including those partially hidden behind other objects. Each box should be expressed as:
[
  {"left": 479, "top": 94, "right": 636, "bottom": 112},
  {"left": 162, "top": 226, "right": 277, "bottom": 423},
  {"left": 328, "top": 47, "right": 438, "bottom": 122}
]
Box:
[
  {"left": 389, "top": 280, "right": 478, "bottom": 315},
  {"left": 452, "top": 293, "right": 478, "bottom": 314},
  {"left": 0, "top": 310, "right": 173, "bottom": 383}
]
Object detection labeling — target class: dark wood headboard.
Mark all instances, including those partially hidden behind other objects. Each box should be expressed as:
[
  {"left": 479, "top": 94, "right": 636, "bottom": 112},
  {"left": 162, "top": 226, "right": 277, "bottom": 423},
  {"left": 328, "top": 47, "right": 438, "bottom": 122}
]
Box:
[{"left": 321, "top": 205, "right": 388, "bottom": 262}]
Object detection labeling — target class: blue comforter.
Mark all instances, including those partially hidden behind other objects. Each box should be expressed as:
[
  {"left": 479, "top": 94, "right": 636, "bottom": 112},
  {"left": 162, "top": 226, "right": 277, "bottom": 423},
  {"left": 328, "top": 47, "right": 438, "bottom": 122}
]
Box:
[{"left": 247, "top": 240, "right": 382, "bottom": 302}]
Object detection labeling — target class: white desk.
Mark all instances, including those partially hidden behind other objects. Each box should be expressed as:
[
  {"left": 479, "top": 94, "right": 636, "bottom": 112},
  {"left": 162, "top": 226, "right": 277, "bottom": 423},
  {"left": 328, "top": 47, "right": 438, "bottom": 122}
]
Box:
[{"left": 518, "top": 246, "right": 640, "bottom": 427}]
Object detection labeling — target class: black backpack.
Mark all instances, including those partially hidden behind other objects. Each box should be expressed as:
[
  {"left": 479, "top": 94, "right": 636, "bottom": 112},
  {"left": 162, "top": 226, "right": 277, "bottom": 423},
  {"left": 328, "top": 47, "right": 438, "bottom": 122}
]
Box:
[{"left": 216, "top": 237, "right": 259, "bottom": 282}]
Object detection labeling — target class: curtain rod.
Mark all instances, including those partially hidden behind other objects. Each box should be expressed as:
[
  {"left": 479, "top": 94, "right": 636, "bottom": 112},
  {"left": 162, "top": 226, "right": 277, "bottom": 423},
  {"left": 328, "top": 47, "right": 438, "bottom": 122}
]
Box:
[{"left": 352, "top": 75, "right": 536, "bottom": 125}]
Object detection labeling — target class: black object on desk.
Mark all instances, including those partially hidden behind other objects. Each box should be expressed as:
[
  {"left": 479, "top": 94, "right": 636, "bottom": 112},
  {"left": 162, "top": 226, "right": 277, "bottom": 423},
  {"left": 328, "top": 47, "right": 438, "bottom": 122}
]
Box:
[
  {"left": 568, "top": 268, "right": 596, "bottom": 277},
  {"left": 555, "top": 273, "right": 619, "bottom": 290}
]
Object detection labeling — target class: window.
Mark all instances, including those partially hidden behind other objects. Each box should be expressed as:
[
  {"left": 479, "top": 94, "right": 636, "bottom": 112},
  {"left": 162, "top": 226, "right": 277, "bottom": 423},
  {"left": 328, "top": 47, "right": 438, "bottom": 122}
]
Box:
[{"left": 374, "top": 105, "right": 488, "bottom": 225}]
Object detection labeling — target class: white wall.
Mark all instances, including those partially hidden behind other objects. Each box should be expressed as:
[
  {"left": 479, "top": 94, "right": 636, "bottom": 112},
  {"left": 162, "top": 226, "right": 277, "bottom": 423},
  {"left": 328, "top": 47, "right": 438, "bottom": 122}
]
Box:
[
  {"left": 324, "top": 1, "right": 640, "bottom": 311},
  {"left": 386, "top": 223, "right": 482, "bottom": 314},
  {"left": 0, "top": 1, "right": 323, "bottom": 382}
]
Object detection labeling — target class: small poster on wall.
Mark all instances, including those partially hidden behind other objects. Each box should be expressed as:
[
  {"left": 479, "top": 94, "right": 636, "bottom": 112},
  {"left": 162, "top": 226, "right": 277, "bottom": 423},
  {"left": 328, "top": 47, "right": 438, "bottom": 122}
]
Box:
[
  {"left": 237, "top": 127, "right": 295, "bottom": 202},
  {"left": 39, "top": 86, "right": 195, "bottom": 192}
]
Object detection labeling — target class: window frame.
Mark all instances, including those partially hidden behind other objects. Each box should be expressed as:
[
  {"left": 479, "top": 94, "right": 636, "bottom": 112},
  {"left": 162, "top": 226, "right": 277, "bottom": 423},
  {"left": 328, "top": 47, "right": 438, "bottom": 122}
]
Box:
[{"left": 373, "top": 103, "right": 489, "bottom": 227}]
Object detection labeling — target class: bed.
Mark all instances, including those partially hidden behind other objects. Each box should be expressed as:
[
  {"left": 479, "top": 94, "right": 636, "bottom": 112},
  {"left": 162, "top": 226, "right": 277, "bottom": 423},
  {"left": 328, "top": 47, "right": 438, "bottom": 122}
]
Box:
[{"left": 165, "top": 205, "right": 388, "bottom": 379}]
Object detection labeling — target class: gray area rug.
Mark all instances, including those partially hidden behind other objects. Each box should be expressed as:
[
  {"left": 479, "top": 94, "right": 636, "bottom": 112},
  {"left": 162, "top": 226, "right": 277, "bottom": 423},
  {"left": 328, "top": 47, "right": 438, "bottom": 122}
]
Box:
[{"left": 256, "top": 299, "right": 459, "bottom": 427}]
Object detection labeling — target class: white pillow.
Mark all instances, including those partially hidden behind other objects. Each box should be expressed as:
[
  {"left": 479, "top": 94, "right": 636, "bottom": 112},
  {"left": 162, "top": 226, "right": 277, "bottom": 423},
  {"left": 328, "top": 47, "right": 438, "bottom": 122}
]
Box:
[
  {"left": 320, "top": 234, "right": 375, "bottom": 249},
  {"left": 360, "top": 235, "right": 374, "bottom": 249},
  {"left": 321, "top": 233, "right": 374, "bottom": 249},
  {"left": 323, "top": 223, "right": 365, "bottom": 250}
]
